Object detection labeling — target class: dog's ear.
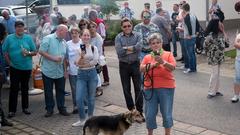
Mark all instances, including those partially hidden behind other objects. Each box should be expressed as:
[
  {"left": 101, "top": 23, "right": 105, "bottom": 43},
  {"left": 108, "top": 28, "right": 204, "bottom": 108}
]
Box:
[{"left": 123, "top": 111, "right": 132, "bottom": 118}]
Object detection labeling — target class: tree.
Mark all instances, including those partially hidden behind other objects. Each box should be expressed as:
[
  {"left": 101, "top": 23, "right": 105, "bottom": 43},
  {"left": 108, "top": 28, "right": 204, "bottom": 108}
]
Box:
[{"left": 91, "top": 0, "right": 119, "bottom": 20}]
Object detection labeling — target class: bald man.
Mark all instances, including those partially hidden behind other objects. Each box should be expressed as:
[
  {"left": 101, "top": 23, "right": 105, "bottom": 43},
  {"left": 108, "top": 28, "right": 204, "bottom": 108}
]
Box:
[
  {"left": 39, "top": 24, "right": 70, "bottom": 117},
  {"left": 0, "top": 10, "right": 16, "bottom": 34}
]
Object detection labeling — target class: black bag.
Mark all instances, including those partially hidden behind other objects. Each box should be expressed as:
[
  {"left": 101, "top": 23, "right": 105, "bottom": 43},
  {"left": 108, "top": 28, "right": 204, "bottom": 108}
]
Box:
[
  {"left": 95, "top": 64, "right": 103, "bottom": 74},
  {"left": 224, "top": 39, "right": 230, "bottom": 48}
]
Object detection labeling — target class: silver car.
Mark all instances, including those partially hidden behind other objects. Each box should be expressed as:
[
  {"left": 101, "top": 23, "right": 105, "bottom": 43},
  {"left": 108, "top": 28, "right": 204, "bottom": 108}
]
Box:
[{"left": 0, "top": 6, "right": 39, "bottom": 33}]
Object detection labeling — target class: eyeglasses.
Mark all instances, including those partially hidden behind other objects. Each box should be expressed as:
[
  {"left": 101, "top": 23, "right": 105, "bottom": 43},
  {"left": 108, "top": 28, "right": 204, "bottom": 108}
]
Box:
[{"left": 122, "top": 25, "right": 132, "bottom": 28}]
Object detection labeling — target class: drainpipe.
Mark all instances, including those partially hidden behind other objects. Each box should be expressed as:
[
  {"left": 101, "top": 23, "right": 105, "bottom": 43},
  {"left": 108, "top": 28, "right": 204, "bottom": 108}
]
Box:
[{"left": 206, "top": 0, "right": 209, "bottom": 27}]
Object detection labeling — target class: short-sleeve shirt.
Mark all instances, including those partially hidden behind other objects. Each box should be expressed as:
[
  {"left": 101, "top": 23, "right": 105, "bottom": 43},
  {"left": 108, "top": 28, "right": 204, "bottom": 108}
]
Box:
[
  {"left": 1, "top": 16, "right": 16, "bottom": 34},
  {"left": 66, "top": 40, "right": 81, "bottom": 75},
  {"left": 2, "top": 34, "right": 36, "bottom": 70},
  {"left": 141, "top": 51, "right": 176, "bottom": 89},
  {"left": 39, "top": 33, "right": 67, "bottom": 79}
]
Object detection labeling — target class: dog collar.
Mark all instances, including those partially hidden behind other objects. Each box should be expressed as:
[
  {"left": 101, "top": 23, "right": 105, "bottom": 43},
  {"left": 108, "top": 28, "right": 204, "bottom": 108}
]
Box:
[{"left": 125, "top": 118, "right": 132, "bottom": 125}]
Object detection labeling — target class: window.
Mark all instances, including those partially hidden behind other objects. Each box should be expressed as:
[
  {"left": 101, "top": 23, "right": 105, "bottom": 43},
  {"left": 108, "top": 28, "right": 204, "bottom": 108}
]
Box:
[{"left": 57, "top": 0, "right": 90, "bottom": 5}]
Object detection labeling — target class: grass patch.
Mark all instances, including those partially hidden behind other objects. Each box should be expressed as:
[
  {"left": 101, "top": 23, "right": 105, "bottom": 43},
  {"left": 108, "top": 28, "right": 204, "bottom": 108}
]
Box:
[{"left": 224, "top": 49, "right": 236, "bottom": 58}]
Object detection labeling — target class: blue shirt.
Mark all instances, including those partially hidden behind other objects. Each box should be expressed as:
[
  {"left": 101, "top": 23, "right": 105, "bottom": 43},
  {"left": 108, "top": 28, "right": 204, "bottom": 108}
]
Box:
[
  {"left": 1, "top": 16, "right": 16, "bottom": 34},
  {"left": 39, "top": 33, "right": 67, "bottom": 79},
  {"left": 2, "top": 34, "right": 36, "bottom": 70}
]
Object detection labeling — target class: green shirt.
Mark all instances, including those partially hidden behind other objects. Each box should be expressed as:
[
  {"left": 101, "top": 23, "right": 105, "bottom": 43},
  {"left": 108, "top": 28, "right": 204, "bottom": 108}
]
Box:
[
  {"left": 2, "top": 34, "right": 36, "bottom": 70},
  {"left": 39, "top": 33, "right": 67, "bottom": 79}
]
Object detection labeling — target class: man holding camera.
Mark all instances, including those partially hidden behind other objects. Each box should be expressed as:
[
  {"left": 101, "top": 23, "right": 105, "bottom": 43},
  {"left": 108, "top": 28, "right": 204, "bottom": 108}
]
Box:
[
  {"left": 39, "top": 24, "right": 70, "bottom": 117},
  {"left": 114, "top": 18, "right": 144, "bottom": 120}
]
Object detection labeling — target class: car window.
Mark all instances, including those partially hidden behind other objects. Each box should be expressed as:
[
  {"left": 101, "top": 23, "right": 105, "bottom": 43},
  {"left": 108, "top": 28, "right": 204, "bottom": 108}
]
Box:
[{"left": 12, "top": 8, "right": 33, "bottom": 16}]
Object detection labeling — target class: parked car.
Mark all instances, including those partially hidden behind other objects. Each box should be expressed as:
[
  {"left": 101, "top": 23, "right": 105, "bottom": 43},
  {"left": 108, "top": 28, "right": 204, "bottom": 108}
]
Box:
[
  {"left": 0, "top": 6, "right": 39, "bottom": 33},
  {"left": 29, "top": 0, "right": 50, "bottom": 16}
]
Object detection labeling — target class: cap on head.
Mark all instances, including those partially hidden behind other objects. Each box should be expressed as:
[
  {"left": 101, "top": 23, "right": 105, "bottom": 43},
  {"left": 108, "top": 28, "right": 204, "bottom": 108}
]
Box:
[{"left": 15, "top": 20, "right": 24, "bottom": 27}]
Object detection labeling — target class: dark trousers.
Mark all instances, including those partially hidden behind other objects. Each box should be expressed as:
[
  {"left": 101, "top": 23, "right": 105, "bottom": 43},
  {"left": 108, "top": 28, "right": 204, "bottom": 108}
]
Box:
[
  {"left": 42, "top": 73, "right": 66, "bottom": 112},
  {"left": 119, "top": 61, "right": 143, "bottom": 113},
  {"left": 9, "top": 67, "right": 31, "bottom": 112},
  {"left": 163, "top": 43, "right": 171, "bottom": 52},
  {"left": 102, "top": 65, "right": 109, "bottom": 82}
]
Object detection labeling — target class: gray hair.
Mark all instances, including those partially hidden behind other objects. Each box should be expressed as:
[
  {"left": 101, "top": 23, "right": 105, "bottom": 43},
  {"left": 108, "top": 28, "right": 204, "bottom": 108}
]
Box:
[
  {"left": 148, "top": 33, "right": 163, "bottom": 44},
  {"left": 57, "top": 24, "right": 68, "bottom": 31},
  {"left": 1, "top": 9, "right": 9, "bottom": 15}
]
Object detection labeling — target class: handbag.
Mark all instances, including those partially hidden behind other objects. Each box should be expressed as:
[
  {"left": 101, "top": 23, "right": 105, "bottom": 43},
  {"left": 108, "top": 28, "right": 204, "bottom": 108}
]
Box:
[
  {"left": 95, "top": 63, "right": 103, "bottom": 74},
  {"left": 224, "top": 38, "right": 230, "bottom": 48}
]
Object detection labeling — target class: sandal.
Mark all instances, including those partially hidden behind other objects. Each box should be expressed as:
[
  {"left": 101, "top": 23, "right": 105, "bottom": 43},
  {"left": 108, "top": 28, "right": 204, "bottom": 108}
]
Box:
[{"left": 95, "top": 88, "right": 103, "bottom": 97}]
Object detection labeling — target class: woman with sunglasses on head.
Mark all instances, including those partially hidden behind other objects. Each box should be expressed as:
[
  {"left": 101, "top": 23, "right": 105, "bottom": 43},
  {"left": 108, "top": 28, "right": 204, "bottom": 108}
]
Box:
[
  {"left": 140, "top": 33, "right": 176, "bottom": 135},
  {"left": 72, "top": 29, "right": 98, "bottom": 127},
  {"left": 88, "top": 21, "right": 104, "bottom": 97},
  {"left": 134, "top": 10, "right": 159, "bottom": 60}
]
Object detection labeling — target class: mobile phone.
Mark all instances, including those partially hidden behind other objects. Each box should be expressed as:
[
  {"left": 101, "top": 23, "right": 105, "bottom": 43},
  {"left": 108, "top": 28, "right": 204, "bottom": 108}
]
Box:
[{"left": 80, "top": 44, "right": 86, "bottom": 52}]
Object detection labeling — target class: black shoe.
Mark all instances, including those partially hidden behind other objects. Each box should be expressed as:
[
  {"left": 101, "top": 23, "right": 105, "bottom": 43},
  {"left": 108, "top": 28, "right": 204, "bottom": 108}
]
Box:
[
  {"left": 1, "top": 119, "right": 13, "bottom": 126},
  {"left": 59, "top": 110, "right": 70, "bottom": 116},
  {"left": 44, "top": 111, "right": 53, "bottom": 117},
  {"left": 22, "top": 109, "right": 31, "bottom": 115},
  {"left": 72, "top": 109, "right": 78, "bottom": 114},
  {"left": 207, "top": 94, "right": 216, "bottom": 99},
  {"left": 177, "top": 57, "right": 183, "bottom": 61},
  {"left": 8, "top": 112, "right": 15, "bottom": 118},
  {"left": 216, "top": 92, "right": 223, "bottom": 96}
]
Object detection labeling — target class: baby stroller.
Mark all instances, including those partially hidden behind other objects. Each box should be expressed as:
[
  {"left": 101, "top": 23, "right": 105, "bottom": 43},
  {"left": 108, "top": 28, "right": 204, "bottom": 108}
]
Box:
[{"left": 195, "top": 26, "right": 205, "bottom": 54}]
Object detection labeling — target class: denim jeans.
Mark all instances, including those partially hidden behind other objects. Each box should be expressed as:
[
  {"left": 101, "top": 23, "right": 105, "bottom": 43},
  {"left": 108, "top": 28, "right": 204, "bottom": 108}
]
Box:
[
  {"left": 42, "top": 73, "right": 66, "bottom": 112},
  {"left": 179, "top": 38, "right": 185, "bottom": 60},
  {"left": 144, "top": 88, "right": 175, "bottom": 129},
  {"left": 76, "top": 68, "right": 98, "bottom": 120},
  {"left": 69, "top": 75, "right": 77, "bottom": 107},
  {"left": 184, "top": 38, "right": 197, "bottom": 71},
  {"left": 119, "top": 61, "right": 143, "bottom": 113},
  {"left": 172, "top": 30, "right": 178, "bottom": 56}
]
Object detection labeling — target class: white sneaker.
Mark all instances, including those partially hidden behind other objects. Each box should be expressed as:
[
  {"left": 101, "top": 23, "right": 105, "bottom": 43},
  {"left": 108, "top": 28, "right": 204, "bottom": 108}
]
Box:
[
  {"left": 231, "top": 95, "right": 239, "bottom": 103},
  {"left": 72, "top": 120, "right": 86, "bottom": 127},
  {"left": 183, "top": 68, "right": 191, "bottom": 74}
]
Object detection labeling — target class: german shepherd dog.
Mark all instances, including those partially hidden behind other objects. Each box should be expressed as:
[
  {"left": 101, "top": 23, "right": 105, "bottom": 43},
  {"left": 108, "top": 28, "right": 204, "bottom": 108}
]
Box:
[{"left": 83, "top": 110, "right": 144, "bottom": 135}]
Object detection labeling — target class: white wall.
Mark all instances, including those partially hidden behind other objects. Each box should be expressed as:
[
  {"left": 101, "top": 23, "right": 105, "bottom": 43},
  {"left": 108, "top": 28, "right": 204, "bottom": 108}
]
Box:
[{"left": 58, "top": 0, "right": 239, "bottom": 21}]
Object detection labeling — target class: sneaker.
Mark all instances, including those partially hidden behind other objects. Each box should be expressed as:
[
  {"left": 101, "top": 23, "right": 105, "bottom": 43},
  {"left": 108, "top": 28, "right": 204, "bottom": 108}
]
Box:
[
  {"left": 72, "top": 120, "right": 86, "bottom": 127},
  {"left": 59, "top": 110, "right": 70, "bottom": 116},
  {"left": 183, "top": 69, "right": 196, "bottom": 74},
  {"left": 1, "top": 119, "right": 13, "bottom": 127},
  {"left": 207, "top": 94, "right": 216, "bottom": 99},
  {"left": 183, "top": 69, "right": 191, "bottom": 74},
  {"left": 22, "top": 109, "right": 31, "bottom": 115},
  {"left": 231, "top": 95, "right": 239, "bottom": 103},
  {"left": 8, "top": 112, "right": 15, "bottom": 118},
  {"left": 216, "top": 92, "right": 223, "bottom": 96},
  {"left": 176, "top": 57, "right": 183, "bottom": 61},
  {"left": 64, "top": 91, "right": 71, "bottom": 96},
  {"left": 44, "top": 111, "right": 53, "bottom": 117},
  {"left": 102, "top": 81, "right": 109, "bottom": 86}
]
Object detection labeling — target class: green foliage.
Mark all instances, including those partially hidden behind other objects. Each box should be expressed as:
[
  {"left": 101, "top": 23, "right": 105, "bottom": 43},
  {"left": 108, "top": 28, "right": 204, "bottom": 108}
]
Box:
[
  {"left": 91, "top": 0, "right": 119, "bottom": 15},
  {"left": 105, "top": 20, "right": 121, "bottom": 41},
  {"left": 224, "top": 49, "right": 236, "bottom": 58}
]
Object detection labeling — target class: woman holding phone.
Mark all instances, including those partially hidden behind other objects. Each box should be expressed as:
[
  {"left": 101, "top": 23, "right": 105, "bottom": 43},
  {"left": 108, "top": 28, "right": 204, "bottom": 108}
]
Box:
[{"left": 72, "top": 29, "right": 99, "bottom": 127}]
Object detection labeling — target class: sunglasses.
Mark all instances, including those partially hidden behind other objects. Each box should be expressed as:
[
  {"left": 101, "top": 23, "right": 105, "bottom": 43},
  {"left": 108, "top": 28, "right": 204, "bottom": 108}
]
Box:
[
  {"left": 122, "top": 25, "right": 132, "bottom": 28},
  {"left": 79, "top": 23, "right": 86, "bottom": 26},
  {"left": 143, "top": 15, "right": 151, "bottom": 19}
]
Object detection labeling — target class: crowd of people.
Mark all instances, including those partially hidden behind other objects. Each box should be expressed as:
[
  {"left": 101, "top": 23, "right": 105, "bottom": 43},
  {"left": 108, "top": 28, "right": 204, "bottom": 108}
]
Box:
[{"left": 0, "top": 0, "right": 240, "bottom": 135}]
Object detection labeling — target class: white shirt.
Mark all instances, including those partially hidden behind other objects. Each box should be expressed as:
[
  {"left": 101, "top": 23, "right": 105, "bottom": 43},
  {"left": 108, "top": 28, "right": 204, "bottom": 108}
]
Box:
[{"left": 66, "top": 40, "right": 82, "bottom": 75}]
